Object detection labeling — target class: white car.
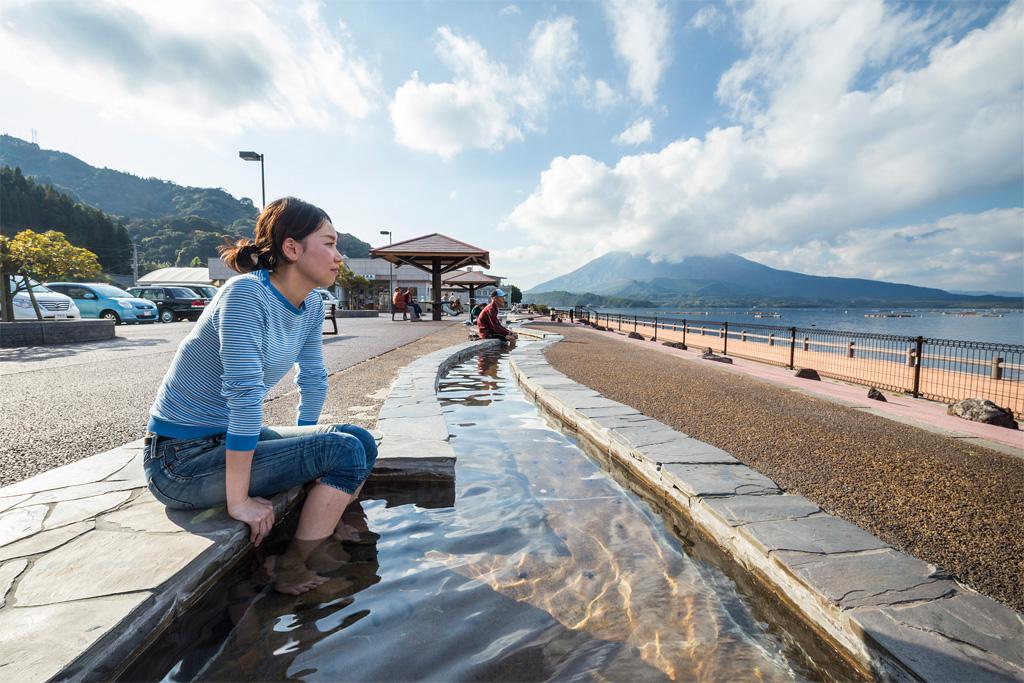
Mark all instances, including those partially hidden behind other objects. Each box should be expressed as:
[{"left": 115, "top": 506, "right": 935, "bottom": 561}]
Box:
[
  {"left": 314, "top": 288, "right": 340, "bottom": 309},
  {"left": 4, "top": 276, "right": 81, "bottom": 320}
]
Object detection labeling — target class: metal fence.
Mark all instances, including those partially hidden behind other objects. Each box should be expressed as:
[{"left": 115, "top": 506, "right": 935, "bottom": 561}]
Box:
[{"left": 552, "top": 309, "right": 1024, "bottom": 414}]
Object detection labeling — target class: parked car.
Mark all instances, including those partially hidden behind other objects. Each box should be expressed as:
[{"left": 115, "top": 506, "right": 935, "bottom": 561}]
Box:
[
  {"left": 127, "top": 286, "right": 210, "bottom": 323},
  {"left": 3, "top": 276, "right": 80, "bottom": 320},
  {"left": 314, "top": 288, "right": 340, "bottom": 310},
  {"left": 145, "top": 282, "right": 218, "bottom": 300},
  {"left": 45, "top": 282, "right": 158, "bottom": 324}
]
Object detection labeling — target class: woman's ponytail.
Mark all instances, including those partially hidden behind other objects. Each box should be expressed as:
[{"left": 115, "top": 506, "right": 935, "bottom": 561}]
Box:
[{"left": 218, "top": 239, "right": 269, "bottom": 274}]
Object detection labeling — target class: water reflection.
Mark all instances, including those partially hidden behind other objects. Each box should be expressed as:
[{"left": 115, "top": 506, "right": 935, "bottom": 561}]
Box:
[{"left": 130, "top": 346, "right": 847, "bottom": 682}]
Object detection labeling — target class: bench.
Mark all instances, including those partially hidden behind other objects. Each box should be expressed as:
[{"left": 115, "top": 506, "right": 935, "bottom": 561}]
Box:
[{"left": 323, "top": 303, "right": 337, "bottom": 335}]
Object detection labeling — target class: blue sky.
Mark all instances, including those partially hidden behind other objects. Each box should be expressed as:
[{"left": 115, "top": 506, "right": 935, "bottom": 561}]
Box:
[{"left": 2, "top": 0, "right": 1022, "bottom": 292}]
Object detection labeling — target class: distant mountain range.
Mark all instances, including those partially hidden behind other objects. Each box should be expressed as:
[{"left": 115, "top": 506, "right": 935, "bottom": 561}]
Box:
[
  {"left": 527, "top": 251, "right": 1022, "bottom": 307},
  {"left": 0, "top": 134, "right": 372, "bottom": 270}
]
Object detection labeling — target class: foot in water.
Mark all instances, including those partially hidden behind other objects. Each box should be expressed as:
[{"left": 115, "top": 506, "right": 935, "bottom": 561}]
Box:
[
  {"left": 332, "top": 509, "right": 379, "bottom": 544},
  {"left": 264, "top": 552, "right": 328, "bottom": 595}
]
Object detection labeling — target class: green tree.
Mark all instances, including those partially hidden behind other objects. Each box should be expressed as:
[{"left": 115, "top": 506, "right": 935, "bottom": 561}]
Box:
[
  {"left": 507, "top": 284, "right": 523, "bottom": 304},
  {"left": 335, "top": 264, "right": 371, "bottom": 309},
  {"left": 0, "top": 229, "right": 101, "bottom": 320}
]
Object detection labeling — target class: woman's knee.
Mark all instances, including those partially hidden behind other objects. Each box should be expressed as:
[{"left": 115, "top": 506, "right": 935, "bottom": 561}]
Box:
[
  {"left": 312, "top": 431, "right": 370, "bottom": 494},
  {"left": 336, "top": 424, "right": 378, "bottom": 468}
]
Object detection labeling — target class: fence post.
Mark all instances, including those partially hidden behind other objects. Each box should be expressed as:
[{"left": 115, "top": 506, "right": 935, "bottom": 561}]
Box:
[
  {"left": 723, "top": 321, "right": 729, "bottom": 355},
  {"left": 848, "top": 341, "right": 855, "bottom": 358},
  {"left": 683, "top": 320, "right": 687, "bottom": 346},
  {"left": 992, "top": 356, "right": 1003, "bottom": 381},
  {"left": 617, "top": 314, "right": 621, "bottom": 332},
  {"left": 634, "top": 315, "right": 637, "bottom": 333},
  {"left": 653, "top": 317, "right": 658, "bottom": 341},
  {"left": 789, "top": 327, "right": 796, "bottom": 369},
  {"left": 912, "top": 336, "right": 924, "bottom": 398}
]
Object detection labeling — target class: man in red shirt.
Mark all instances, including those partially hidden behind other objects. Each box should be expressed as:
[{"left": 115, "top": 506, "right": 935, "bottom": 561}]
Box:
[{"left": 477, "top": 289, "right": 517, "bottom": 344}]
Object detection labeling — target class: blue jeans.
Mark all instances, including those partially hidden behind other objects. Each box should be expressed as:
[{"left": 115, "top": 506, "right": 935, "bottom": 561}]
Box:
[{"left": 143, "top": 424, "right": 378, "bottom": 510}]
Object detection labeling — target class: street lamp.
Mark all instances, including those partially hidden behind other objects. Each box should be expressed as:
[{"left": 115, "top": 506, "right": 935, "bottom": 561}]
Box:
[
  {"left": 380, "top": 230, "right": 393, "bottom": 316},
  {"left": 238, "top": 150, "right": 265, "bottom": 208}
]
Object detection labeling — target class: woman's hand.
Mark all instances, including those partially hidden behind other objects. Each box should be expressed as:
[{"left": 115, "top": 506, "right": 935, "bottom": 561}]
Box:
[{"left": 228, "top": 496, "right": 276, "bottom": 545}]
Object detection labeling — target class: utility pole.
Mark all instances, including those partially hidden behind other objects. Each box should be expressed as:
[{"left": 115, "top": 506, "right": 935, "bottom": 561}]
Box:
[{"left": 132, "top": 242, "right": 139, "bottom": 285}]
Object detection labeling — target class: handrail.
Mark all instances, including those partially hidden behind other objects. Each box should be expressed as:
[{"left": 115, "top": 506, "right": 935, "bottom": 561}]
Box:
[{"left": 552, "top": 308, "right": 1023, "bottom": 413}]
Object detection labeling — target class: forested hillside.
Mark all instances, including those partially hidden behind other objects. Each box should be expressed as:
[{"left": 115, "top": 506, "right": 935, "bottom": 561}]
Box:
[
  {"left": 0, "top": 136, "right": 374, "bottom": 270},
  {"left": 0, "top": 135, "right": 257, "bottom": 226},
  {"left": 0, "top": 167, "right": 132, "bottom": 272}
]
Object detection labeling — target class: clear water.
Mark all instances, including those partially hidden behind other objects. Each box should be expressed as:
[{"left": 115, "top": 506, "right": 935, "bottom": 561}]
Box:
[
  {"left": 128, "top": 347, "right": 855, "bottom": 682},
  {"left": 590, "top": 307, "right": 1023, "bottom": 345}
]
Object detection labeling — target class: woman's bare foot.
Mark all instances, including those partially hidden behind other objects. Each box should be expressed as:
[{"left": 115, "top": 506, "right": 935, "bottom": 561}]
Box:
[
  {"left": 263, "top": 555, "right": 328, "bottom": 595},
  {"left": 305, "top": 539, "right": 352, "bottom": 574},
  {"left": 332, "top": 510, "right": 378, "bottom": 544}
]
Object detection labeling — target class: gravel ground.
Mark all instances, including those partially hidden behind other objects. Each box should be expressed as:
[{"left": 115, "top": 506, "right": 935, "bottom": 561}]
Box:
[
  {"left": 537, "top": 323, "right": 1024, "bottom": 613},
  {"left": 263, "top": 323, "right": 470, "bottom": 429}
]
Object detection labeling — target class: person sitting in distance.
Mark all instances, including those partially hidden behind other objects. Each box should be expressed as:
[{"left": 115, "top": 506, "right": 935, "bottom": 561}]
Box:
[
  {"left": 391, "top": 286, "right": 407, "bottom": 321},
  {"left": 477, "top": 288, "right": 517, "bottom": 344},
  {"left": 404, "top": 289, "right": 423, "bottom": 321}
]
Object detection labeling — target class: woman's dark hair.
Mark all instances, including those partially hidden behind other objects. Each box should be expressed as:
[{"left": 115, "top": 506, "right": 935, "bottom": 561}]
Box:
[{"left": 219, "top": 197, "right": 331, "bottom": 273}]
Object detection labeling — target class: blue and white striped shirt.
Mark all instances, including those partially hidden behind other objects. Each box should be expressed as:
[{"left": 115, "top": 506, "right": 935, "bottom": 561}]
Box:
[{"left": 148, "top": 269, "right": 328, "bottom": 451}]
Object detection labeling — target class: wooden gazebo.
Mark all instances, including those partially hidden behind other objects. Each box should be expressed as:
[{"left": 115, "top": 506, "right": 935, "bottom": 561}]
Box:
[
  {"left": 443, "top": 270, "right": 502, "bottom": 307},
  {"left": 370, "top": 233, "right": 490, "bottom": 320}
]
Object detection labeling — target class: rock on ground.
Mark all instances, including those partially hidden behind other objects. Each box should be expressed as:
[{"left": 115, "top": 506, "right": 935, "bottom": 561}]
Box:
[{"left": 947, "top": 398, "right": 1018, "bottom": 430}]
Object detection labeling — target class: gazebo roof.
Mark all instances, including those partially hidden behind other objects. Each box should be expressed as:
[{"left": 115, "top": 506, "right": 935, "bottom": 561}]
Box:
[
  {"left": 443, "top": 271, "right": 501, "bottom": 286},
  {"left": 370, "top": 233, "right": 490, "bottom": 274}
]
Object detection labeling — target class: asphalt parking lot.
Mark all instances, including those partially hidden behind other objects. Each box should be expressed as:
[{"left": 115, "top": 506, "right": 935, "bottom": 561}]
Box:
[{"left": 0, "top": 315, "right": 458, "bottom": 486}]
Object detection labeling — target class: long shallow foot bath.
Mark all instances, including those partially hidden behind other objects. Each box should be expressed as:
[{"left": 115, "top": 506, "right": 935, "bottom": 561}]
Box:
[{"left": 124, "top": 346, "right": 856, "bottom": 681}]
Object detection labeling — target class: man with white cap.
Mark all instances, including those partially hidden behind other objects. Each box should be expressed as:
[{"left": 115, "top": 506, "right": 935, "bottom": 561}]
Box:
[{"left": 477, "top": 288, "right": 517, "bottom": 344}]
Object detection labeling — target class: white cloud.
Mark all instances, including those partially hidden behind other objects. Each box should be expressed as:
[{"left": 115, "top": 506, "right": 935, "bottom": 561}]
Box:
[
  {"left": 504, "top": 0, "right": 1024, "bottom": 291},
  {"left": 604, "top": 0, "right": 672, "bottom": 105},
  {"left": 690, "top": 5, "right": 723, "bottom": 32},
  {"left": 390, "top": 17, "right": 579, "bottom": 158},
  {"left": 0, "top": 0, "right": 382, "bottom": 132},
  {"left": 613, "top": 118, "right": 653, "bottom": 145},
  {"left": 745, "top": 209, "right": 1024, "bottom": 291},
  {"left": 499, "top": 4, "right": 521, "bottom": 17},
  {"left": 574, "top": 76, "right": 622, "bottom": 111}
]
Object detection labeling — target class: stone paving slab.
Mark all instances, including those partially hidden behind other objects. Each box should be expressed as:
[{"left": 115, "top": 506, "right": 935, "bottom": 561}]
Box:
[
  {"left": 508, "top": 329, "right": 1024, "bottom": 682},
  {"left": 739, "top": 515, "right": 891, "bottom": 556},
  {"left": 662, "top": 463, "right": 782, "bottom": 498},
  {"left": 774, "top": 548, "right": 957, "bottom": 609},
  {"left": 852, "top": 593, "right": 1024, "bottom": 682},
  {"left": 699, "top": 494, "right": 821, "bottom": 526},
  {"left": 0, "top": 336, "right": 504, "bottom": 682}
]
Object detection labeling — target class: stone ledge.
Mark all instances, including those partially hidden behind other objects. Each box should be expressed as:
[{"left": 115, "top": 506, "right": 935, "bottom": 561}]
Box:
[
  {"left": 0, "top": 336, "right": 504, "bottom": 682},
  {"left": 509, "top": 331, "right": 1024, "bottom": 683},
  {"left": 0, "top": 319, "right": 115, "bottom": 347}
]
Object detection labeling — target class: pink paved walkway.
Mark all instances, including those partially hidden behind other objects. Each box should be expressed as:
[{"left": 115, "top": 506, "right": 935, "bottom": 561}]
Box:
[{"left": 548, "top": 322, "right": 1024, "bottom": 454}]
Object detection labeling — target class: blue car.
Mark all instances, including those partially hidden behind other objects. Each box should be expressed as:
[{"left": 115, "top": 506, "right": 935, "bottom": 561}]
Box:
[{"left": 45, "top": 282, "right": 159, "bottom": 324}]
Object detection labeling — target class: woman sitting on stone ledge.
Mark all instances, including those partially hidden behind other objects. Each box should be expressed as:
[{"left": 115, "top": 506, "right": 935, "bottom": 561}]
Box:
[{"left": 142, "top": 196, "right": 377, "bottom": 595}]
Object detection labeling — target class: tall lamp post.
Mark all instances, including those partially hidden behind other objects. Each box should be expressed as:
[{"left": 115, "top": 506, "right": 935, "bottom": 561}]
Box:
[
  {"left": 238, "top": 151, "right": 265, "bottom": 208},
  {"left": 379, "top": 229, "right": 392, "bottom": 315}
]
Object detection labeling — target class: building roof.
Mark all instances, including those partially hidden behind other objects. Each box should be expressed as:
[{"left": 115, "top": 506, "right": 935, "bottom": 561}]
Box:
[
  {"left": 443, "top": 271, "right": 502, "bottom": 286},
  {"left": 370, "top": 233, "right": 490, "bottom": 274},
  {"left": 138, "top": 267, "right": 211, "bottom": 284}
]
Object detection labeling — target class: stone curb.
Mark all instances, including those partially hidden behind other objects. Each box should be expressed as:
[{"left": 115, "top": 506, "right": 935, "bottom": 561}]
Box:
[
  {"left": 0, "top": 336, "right": 502, "bottom": 682},
  {"left": 374, "top": 337, "right": 503, "bottom": 478},
  {"left": 509, "top": 331, "right": 1024, "bottom": 683}
]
